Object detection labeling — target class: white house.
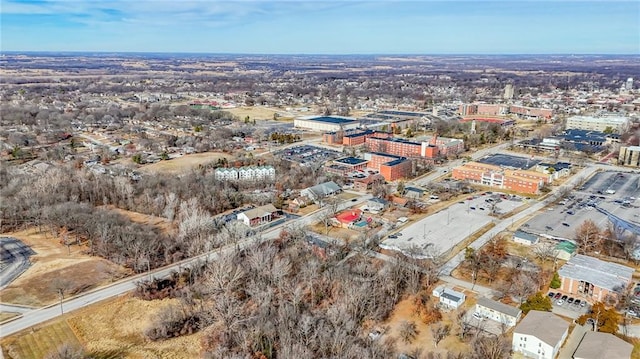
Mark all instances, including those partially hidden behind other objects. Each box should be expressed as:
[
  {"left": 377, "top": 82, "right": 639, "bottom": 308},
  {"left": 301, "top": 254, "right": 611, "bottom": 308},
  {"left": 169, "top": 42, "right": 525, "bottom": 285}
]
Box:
[
  {"left": 513, "top": 230, "right": 539, "bottom": 246},
  {"left": 475, "top": 297, "right": 522, "bottom": 327},
  {"left": 237, "top": 204, "right": 279, "bottom": 227},
  {"left": 512, "top": 310, "right": 569, "bottom": 359},
  {"left": 215, "top": 165, "right": 275, "bottom": 182},
  {"left": 432, "top": 285, "right": 466, "bottom": 309}
]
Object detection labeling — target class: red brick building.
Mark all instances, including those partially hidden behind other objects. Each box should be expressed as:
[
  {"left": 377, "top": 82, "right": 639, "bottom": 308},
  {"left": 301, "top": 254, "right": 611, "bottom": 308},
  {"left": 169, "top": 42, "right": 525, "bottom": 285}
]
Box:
[
  {"left": 366, "top": 153, "right": 412, "bottom": 181},
  {"left": 451, "top": 162, "right": 551, "bottom": 194},
  {"left": 342, "top": 130, "right": 392, "bottom": 146},
  {"left": 365, "top": 137, "right": 439, "bottom": 158}
]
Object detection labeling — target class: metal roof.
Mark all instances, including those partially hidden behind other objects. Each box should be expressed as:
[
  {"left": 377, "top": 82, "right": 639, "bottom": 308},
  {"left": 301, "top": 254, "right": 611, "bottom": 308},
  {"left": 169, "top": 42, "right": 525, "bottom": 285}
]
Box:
[{"left": 557, "top": 254, "right": 634, "bottom": 292}]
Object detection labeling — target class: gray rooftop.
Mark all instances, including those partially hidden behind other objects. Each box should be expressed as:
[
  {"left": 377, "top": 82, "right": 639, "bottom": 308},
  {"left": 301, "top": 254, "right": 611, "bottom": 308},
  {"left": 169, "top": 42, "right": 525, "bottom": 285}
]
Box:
[
  {"left": 557, "top": 254, "right": 634, "bottom": 292},
  {"left": 573, "top": 331, "right": 633, "bottom": 359},
  {"left": 514, "top": 311, "right": 569, "bottom": 347},
  {"left": 514, "top": 230, "right": 538, "bottom": 242},
  {"left": 441, "top": 292, "right": 463, "bottom": 302},
  {"left": 476, "top": 297, "right": 522, "bottom": 318}
]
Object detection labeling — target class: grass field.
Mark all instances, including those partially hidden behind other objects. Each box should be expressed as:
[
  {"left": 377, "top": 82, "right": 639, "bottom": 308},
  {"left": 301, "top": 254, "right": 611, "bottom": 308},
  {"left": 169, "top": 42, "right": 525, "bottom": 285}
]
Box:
[
  {"left": 139, "top": 152, "right": 231, "bottom": 175},
  {"left": 2, "top": 320, "right": 82, "bottom": 359},
  {"left": 1, "top": 296, "right": 204, "bottom": 359},
  {"left": 1, "top": 228, "right": 127, "bottom": 307},
  {"left": 225, "top": 106, "right": 287, "bottom": 121},
  {"left": 0, "top": 312, "right": 19, "bottom": 322}
]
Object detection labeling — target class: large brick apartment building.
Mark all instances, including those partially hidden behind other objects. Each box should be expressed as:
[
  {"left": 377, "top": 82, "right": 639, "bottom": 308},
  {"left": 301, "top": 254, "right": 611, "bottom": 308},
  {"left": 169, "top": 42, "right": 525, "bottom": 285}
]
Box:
[
  {"left": 452, "top": 162, "right": 551, "bottom": 194},
  {"left": 557, "top": 254, "right": 634, "bottom": 303},
  {"left": 364, "top": 152, "right": 412, "bottom": 181},
  {"left": 366, "top": 137, "right": 439, "bottom": 158}
]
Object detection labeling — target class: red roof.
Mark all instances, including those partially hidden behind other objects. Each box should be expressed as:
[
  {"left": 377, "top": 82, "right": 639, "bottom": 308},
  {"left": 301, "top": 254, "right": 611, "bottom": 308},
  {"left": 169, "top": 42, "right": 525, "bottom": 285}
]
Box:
[{"left": 335, "top": 209, "right": 362, "bottom": 224}]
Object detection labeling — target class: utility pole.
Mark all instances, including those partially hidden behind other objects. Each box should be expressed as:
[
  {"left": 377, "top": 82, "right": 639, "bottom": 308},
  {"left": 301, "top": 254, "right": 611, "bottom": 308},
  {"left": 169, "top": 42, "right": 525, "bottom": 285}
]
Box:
[{"left": 58, "top": 289, "right": 64, "bottom": 314}]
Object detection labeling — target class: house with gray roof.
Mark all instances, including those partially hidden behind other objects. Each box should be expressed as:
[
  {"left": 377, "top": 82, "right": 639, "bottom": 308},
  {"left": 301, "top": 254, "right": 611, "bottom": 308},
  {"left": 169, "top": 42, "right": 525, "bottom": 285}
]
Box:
[
  {"left": 573, "top": 331, "right": 632, "bottom": 359},
  {"left": 558, "top": 254, "right": 633, "bottom": 302},
  {"left": 237, "top": 204, "right": 279, "bottom": 227},
  {"left": 300, "top": 181, "right": 342, "bottom": 203},
  {"left": 475, "top": 297, "right": 522, "bottom": 327},
  {"left": 513, "top": 230, "right": 539, "bottom": 246},
  {"left": 432, "top": 285, "right": 466, "bottom": 309},
  {"left": 512, "top": 310, "right": 569, "bottom": 359}
]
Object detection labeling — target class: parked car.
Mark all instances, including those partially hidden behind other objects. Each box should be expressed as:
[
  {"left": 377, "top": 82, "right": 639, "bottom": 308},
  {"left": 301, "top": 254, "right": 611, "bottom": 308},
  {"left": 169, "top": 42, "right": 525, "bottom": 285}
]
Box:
[
  {"left": 554, "top": 293, "right": 562, "bottom": 299},
  {"left": 557, "top": 299, "right": 564, "bottom": 305},
  {"left": 567, "top": 211, "right": 574, "bottom": 215},
  {"left": 580, "top": 301, "right": 586, "bottom": 307},
  {"left": 574, "top": 299, "right": 581, "bottom": 306},
  {"left": 548, "top": 292, "right": 556, "bottom": 298},
  {"left": 562, "top": 222, "right": 570, "bottom": 227},
  {"left": 561, "top": 295, "right": 568, "bottom": 301},
  {"left": 388, "top": 235, "right": 398, "bottom": 239},
  {"left": 470, "top": 207, "right": 476, "bottom": 210},
  {"left": 472, "top": 312, "right": 484, "bottom": 320},
  {"left": 567, "top": 297, "right": 574, "bottom": 304}
]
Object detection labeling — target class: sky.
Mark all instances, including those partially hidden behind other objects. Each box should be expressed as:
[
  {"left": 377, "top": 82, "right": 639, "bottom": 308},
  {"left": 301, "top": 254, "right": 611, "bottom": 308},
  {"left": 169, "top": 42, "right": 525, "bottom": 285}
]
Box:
[{"left": 1, "top": 0, "right": 639, "bottom": 54}]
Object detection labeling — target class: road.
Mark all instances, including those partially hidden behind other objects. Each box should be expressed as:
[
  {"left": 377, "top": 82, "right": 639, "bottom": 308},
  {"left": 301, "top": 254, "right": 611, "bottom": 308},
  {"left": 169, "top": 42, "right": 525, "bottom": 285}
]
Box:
[
  {"left": 0, "top": 193, "right": 371, "bottom": 337},
  {"left": 439, "top": 164, "right": 600, "bottom": 275},
  {"left": 0, "top": 237, "right": 36, "bottom": 290}
]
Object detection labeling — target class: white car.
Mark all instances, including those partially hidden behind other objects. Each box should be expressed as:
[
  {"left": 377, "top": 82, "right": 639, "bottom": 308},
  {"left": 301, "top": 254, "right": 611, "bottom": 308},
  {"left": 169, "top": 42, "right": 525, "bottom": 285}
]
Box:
[{"left": 556, "top": 299, "right": 564, "bottom": 305}]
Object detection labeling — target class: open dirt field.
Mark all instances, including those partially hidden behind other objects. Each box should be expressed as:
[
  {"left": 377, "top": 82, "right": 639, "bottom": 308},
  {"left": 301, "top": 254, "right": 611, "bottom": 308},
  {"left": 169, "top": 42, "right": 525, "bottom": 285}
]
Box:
[
  {"left": 1, "top": 296, "right": 202, "bottom": 359},
  {"left": 0, "top": 228, "right": 128, "bottom": 307},
  {"left": 225, "top": 106, "right": 288, "bottom": 121},
  {"left": 139, "top": 152, "right": 231, "bottom": 175}
]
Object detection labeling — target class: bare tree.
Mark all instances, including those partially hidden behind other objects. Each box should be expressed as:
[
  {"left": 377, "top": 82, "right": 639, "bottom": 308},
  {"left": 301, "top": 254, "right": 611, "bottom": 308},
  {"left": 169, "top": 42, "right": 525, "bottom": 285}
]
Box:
[
  {"left": 398, "top": 320, "right": 419, "bottom": 344},
  {"left": 431, "top": 323, "right": 451, "bottom": 347},
  {"left": 471, "top": 334, "right": 510, "bottom": 359},
  {"left": 44, "top": 343, "right": 85, "bottom": 359}
]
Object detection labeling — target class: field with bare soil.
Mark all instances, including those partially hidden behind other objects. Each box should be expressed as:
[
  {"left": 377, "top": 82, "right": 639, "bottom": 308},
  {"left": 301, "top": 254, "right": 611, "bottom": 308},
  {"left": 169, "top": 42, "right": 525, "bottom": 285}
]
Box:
[
  {"left": 0, "top": 228, "right": 128, "bottom": 307},
  {"left": 138, "top": 152, "right": 231, "bottom": 174}
]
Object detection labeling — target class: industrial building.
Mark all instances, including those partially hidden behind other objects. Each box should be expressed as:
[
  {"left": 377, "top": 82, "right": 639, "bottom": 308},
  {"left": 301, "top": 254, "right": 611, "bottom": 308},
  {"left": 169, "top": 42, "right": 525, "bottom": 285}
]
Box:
[
  {"left": 294, "top": 116, "right": 360, "bottom": 132},
  {"left": 565, "top": 115, "right": 629, "bottom": 133},
  {"left": 619, "top": 146, "right": 640, "bottom": 167}
]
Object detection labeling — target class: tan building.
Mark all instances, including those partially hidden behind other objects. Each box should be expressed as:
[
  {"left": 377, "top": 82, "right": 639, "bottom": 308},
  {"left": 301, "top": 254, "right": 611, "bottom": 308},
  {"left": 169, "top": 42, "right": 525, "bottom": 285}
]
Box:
[
  {"left": 451, "top": 162, "right": 551, "bottom": 194},
  {"left": 619, "top": 146, "right": 640, "bottom": 167},
  {"left": 557, "top": 254, "right": 633, "bottom": 302},
  {"left": 573, "top": 331, "right": 632, "bottom": 359}
]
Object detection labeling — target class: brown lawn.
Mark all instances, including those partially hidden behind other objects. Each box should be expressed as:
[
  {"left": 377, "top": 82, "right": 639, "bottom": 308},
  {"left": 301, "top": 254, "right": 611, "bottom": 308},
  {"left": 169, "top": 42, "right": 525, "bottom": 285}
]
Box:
[
  {"left": 1, "top": 228, "right": 129, "bottom": 307},
  {"left": 103, "top": 205, "right": 175, "bottom": 235},
  {"left": 139, "top": 152, "right": 231, "bottom": 175}
]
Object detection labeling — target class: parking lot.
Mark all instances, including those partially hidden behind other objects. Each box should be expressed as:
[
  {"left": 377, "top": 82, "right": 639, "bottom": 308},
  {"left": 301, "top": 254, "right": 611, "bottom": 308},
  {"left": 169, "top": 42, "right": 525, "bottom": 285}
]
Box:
[
  {"left": 522, "top": 171, "right": 640, "bottom": 240},
  {"left": 547, "top": 290, "right": 591, "bottom": 319},
  {"left": 275, "top": 144, "right": 343, "bottom": 166},
  {"left": 380, "top": 192, "right": 523, "bottom": 258}
]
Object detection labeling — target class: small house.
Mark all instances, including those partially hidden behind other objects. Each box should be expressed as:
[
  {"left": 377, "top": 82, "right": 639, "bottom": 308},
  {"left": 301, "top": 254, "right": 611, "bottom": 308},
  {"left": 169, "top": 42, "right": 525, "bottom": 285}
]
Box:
[
  {"left": 432, "top": 285, "right": 466, "bottom": 309},
  {"left": 475, "top": 297, "right": 522, "bottom": 327},
  {"left": 513, "top": 230, "right": 539, "bottom": 246}
]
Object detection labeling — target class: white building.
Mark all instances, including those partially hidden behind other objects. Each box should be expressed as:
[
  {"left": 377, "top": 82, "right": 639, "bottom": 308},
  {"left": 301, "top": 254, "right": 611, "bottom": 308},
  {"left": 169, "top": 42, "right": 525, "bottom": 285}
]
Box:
[
  {"left": 475, "top": 297, "right": 522, "bottom": 327},
  {"left": 513, "top": 230, "right": 539, "bottom": 246},
  {"left": 565, "top": 115, "right": 629, "bottom": 133},
  {"left": 215, "top": 166, "right": 275, "bottom": 182},
  {"left": 512, "top": 311, "right": 569, "bottom": 359},
  {"left": 237, "top": 204, "right": 278, "bottom": 227},
  {"left": 294, "top": 116, "right": 360, "bottom": 132},
  {"left": 432, "top": 285, "right": 466, "bottom": 309}
]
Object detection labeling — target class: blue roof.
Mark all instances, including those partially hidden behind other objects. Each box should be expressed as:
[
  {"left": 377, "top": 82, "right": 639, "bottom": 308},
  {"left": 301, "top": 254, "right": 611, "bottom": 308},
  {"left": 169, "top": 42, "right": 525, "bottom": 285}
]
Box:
[
  {"left": 335, "top": 157, "right": 368, "bottom": 165},
  {"left": 308, "top": 116, "right": 356, "bottom": 124},
  {"left": 344, "top": 129, "right": 375, "bottom": 138},
  {"left": 514, "top": 230, "right": 538, "bottom": 242},
  {"left": 563, "top": 129, "right": 607, "bottom": 142},
  {"left": 378, "top": 110, "right": 427, "bottom": 117}
]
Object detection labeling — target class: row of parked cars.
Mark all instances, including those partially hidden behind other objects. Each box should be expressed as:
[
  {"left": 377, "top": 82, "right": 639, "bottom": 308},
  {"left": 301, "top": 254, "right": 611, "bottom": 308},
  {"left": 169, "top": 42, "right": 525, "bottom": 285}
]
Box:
[{"left": 548, "top": 292, "right": 586, "bottom": 307}]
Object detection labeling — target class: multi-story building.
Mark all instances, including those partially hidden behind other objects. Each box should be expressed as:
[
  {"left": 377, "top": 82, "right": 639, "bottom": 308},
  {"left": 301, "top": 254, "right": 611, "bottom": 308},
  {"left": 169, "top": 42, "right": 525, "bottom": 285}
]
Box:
[
  {"left": 342, "top": 130, "right": 392, "bottom": 146},
  {"left": 619, "top": 146, "right": 640, "bottom": 167},
  {"left": 325, "top": 157, "right": 369, "bottom": 176},
  {"left": 420, "top": 135, "right": 465, "bottom": 156},
  {"left": 215, "top": 166, "right": 275, "bottom": 182},
  {"left": 475, "top": 297, "right": 522, "bottom": 327},
  {"left": 364, "top": 152, "right": 412, "bottom": 181},
  {"left": 557, "top": 254, "right": 633, "bottom": 303},
  {"left": 365, "top": 137, "right": 439, "bottom": 158},
  {"left": 565, "top": 115, "right": 629, "bottom": 133},
  {"left": 451, "top": 162, "right": 551, "bottom": 194},
  {"left": 458, "top": 103, "right": 553, "bottom": 120},
  {"left": 512, "top": 311, "right": 569, "bottom": 359}
]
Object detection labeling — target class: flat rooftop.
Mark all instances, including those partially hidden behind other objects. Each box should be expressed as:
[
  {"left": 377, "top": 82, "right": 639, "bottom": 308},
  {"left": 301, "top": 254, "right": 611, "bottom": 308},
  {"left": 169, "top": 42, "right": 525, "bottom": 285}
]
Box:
[
  {"left": 558, "top": 254, "right": 633, "bottom": 292},
  {"left": 478, "top": 153, "right": 540, "bottom": 170},
  {"left": 335, "top": 157, "right": 368, "bottom": 166},
  {"left": 304, "top": 116, "right": 356, "bottom": 124}
]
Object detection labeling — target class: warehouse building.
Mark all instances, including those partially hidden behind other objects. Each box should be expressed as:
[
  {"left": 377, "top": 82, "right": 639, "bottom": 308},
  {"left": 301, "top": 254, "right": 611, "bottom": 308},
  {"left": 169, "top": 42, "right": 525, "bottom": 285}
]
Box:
[{"left": 294, "top": 116, "right": 360, "bottom": 132}]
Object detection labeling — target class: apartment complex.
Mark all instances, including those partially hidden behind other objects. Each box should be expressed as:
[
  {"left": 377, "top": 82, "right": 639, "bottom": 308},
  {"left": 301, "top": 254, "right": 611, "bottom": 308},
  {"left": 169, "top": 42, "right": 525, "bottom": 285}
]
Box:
[
  {"left": 366, "top": 136, "right": 439, "bottom": 158},
  {"left": 420, "top": 135, "right": 465, "bottom": 156},
  {"left": 557, "top": 254, "right": 634, "bottom": 302},
  {"left": 512, "top": 311, "right": 569, "bottom": 359},
  {"left": 343, "top": 130, "right": 392, "bottom": 146},
  {"left": 214, "top": 165, "right": 275, "bottom": 181},
  {"left": 364, "top": 152, "right": 412, "bottom": 181},
  {"left": 619, "top": 146, "right": 640, "bottom": 167},
  {"left": 565, "top": 115, "right": 629, "bottom": 133},
  {"left": 451, "top": 162, "right": 551, "bottom": 194}
]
